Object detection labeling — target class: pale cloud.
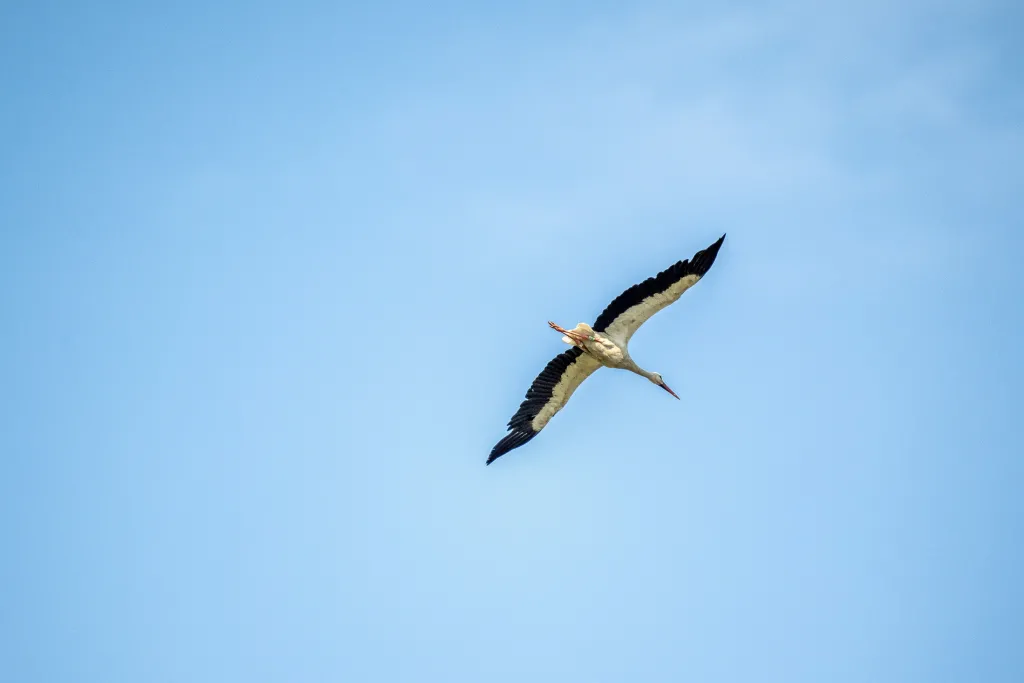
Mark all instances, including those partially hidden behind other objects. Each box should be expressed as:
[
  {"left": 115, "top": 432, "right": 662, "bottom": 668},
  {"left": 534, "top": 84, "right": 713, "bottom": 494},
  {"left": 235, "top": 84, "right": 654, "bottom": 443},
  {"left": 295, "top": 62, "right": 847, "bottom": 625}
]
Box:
[
  {"left": 298, "top": 0, "right": 1019, "bottom": 288},
  {"left": 369, "top": 3, "right": 1014, "bottom": 217}
]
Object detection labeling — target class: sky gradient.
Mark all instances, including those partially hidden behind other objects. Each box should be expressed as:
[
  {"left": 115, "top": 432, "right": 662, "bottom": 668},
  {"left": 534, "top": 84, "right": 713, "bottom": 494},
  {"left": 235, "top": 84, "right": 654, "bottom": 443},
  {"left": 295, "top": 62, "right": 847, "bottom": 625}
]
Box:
[{"left": 2, "top": 1, "right": 1023, "bottom": 681}]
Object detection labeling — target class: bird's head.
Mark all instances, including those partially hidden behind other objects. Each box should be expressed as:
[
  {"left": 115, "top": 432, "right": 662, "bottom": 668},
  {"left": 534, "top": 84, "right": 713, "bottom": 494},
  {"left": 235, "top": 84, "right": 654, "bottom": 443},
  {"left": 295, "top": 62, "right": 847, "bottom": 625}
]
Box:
[{"left": 650, "top": 372, "right": 680, "bottom": 400}]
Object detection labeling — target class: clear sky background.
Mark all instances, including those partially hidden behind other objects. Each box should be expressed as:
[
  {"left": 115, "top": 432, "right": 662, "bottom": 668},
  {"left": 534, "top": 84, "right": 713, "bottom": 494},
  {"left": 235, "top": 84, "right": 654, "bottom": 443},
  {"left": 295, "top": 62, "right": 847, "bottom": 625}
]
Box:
[{"left": 2, "top": 1, "right": 1022, "bottom": 681}]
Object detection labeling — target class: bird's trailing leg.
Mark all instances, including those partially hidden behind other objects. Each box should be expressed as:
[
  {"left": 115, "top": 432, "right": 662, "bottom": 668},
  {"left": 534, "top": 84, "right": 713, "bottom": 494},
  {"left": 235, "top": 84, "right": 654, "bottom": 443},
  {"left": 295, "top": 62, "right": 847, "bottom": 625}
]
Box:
[{"left": 548, "top": 321, "right": 592, "bottom": 349}]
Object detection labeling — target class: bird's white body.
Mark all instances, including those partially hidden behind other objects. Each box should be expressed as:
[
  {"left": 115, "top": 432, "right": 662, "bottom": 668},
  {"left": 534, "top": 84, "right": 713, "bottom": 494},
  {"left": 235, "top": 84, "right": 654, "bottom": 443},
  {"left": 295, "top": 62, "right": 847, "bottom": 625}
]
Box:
[{"left": 560, "top": 324, "right": 626, "bottom": 367}]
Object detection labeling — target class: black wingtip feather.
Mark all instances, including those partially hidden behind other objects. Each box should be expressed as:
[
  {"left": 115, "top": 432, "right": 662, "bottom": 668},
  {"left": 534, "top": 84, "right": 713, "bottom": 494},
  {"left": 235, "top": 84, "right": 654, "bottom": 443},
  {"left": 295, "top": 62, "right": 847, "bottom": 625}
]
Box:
[
  {"left": 487, "top": 429, "right": 537, "bottom": 464},
  {"left": 691, "top": 233, "right": 726, "bottom": 277}
]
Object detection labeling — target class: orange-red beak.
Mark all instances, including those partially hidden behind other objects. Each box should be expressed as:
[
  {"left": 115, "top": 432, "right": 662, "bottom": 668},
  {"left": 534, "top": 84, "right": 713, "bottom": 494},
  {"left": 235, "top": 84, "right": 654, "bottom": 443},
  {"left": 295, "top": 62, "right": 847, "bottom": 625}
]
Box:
[{"left": 660, "top": 382, "right": 680, "bottom": 400}]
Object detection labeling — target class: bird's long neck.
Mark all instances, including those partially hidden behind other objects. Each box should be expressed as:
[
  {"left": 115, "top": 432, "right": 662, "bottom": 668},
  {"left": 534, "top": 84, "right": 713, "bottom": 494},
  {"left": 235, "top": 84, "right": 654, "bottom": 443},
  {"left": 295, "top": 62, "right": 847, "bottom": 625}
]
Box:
[{"left": 624, "top": 358, "right": 655, "bottom": 381}]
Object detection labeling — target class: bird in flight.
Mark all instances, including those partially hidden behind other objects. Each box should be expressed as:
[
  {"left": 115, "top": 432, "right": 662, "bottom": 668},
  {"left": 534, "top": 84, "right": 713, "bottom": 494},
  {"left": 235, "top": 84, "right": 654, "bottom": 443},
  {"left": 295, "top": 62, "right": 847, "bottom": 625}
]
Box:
[{"left": 487, "top": 234, "right": 726, "bottom": 465}]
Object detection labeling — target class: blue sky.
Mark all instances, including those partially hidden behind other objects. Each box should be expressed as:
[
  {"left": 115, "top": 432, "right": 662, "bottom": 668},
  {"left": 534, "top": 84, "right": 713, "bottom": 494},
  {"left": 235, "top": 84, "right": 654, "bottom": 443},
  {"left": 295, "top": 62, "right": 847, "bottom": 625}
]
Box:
[{"left": 2, "top": 1, "right": 1022, "bottom": 681}]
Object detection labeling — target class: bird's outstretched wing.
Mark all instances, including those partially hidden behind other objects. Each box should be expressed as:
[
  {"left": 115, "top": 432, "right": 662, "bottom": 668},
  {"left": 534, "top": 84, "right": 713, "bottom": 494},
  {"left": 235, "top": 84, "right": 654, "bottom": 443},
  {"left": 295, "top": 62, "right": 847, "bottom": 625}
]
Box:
[
  {"left": 487, "top": 347, "right": 602, "bottom": 465},
  {"left": 592, "top": 234, "right": 725, "bottom": 343}
]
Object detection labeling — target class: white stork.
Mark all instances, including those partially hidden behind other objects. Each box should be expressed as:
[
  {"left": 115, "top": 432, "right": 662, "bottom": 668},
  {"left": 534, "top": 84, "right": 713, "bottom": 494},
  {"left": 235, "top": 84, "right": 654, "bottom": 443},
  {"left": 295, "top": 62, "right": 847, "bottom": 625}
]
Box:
[{"left": 487, "top": 234, "right": 725, "bottom": 465}]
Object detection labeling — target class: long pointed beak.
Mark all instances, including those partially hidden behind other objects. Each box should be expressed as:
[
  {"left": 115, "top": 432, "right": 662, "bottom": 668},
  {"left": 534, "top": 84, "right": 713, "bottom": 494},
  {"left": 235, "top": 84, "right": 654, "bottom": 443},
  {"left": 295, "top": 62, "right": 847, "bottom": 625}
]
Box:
[{"left": 660, "top": 382, "right": 680, "bottom": 400}]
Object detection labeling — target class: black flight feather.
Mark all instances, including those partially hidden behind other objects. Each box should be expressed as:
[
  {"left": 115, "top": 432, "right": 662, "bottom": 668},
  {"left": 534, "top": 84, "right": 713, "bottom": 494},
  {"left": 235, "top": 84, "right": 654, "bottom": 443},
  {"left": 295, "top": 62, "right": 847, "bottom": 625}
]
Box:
[
  {"left": 487, "top": 347, "right": 587, "bottom": 464},
  {"left": 592, "top": 233, "right": 725, "bottom": 333}
]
